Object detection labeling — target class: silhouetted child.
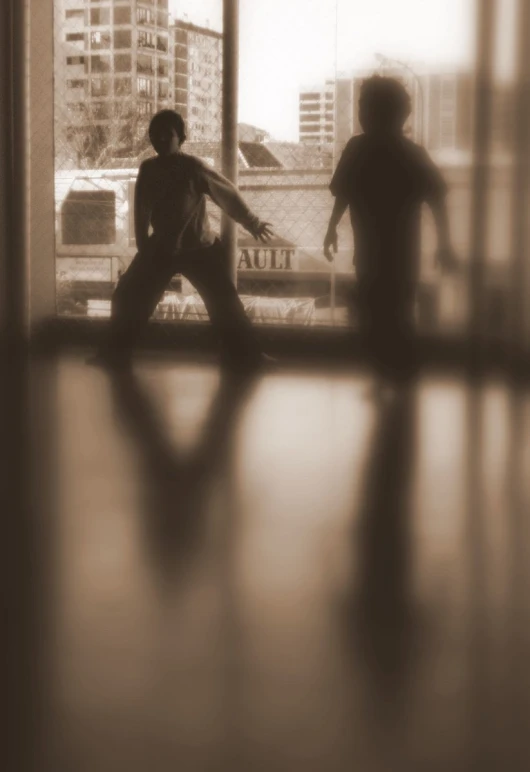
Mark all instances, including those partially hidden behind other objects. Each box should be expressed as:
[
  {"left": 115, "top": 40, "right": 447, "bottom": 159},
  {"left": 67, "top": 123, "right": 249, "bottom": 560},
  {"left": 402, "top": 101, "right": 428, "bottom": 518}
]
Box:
[
  {"left": 90, "top": 109, "right": 273, "bottom": 373},
  {"left": 324, "top": 76, "right": 458, "bottom": 396}
]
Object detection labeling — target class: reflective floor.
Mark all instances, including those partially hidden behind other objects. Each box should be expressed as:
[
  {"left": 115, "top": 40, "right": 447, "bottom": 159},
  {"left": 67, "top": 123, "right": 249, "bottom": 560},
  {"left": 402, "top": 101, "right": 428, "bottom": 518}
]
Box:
[{"left": 8, "top": 353, "right": 530, "bottom": 771}]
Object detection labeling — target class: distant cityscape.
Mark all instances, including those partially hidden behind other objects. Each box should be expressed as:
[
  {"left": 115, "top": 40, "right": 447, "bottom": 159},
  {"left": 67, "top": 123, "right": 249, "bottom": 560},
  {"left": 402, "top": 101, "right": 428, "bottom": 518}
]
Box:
[{"left": 55, "top": 1, "right": 515, "bottom": 172}]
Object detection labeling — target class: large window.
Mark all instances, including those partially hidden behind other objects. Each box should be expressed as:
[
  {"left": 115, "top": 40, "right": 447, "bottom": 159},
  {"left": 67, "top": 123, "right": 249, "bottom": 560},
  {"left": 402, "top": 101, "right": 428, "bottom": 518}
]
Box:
[{"left": 52, "top": 0, "right": 526, "bottom": 340}]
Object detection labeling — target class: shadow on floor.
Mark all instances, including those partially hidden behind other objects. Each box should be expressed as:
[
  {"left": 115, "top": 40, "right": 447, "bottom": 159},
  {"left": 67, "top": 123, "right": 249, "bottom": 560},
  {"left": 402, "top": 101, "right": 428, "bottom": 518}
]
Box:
[{"left": 109, "top": 370, "right": 257, "bottom": 592}]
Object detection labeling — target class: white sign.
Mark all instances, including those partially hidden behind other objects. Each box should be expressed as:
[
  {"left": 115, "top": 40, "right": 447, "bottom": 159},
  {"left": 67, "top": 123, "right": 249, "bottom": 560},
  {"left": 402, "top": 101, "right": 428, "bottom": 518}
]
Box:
[{"left": 237, "top": 247, "right": 297, "bottom": 271}]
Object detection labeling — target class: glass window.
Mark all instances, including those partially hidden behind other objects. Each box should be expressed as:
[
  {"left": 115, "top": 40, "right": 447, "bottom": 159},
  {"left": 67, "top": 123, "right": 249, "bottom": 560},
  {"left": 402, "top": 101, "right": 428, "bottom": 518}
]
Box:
[
  {"left": 137, "top": 101, "right": 154, "bottom": 116},
  {"left": 113, "top": 6, "right": 131, "bottom": 25},
  {"left": 114, "top": 54, "right": 131, "bottom": 73},
  {"left": 138, "top": 31, "right": 155, "bottom": 49},
  {"left": 157, "top": 35, "right": 168, "bottom": 52},
  {"left": 137, "top": 77, "right": 153, "bottom": 97},
  {"left": 115, "top": 78, "right": 132, "bottom": 96},
  {"left": 66, "top": 33, "right": 84, "bottom": 42},
  {"left": 137, "top": 8, "right": 154, "bottom": 25},
  {"left": 90, "top": 77, "right": 110, "bottom": 97},
  {"left": 90, "top": 7, "right": 110, "bottom": 25},
  {"left": 66, "top": 56, "right": 85, "bottom": 66},
  {"left": 65, "top": 9, "right": 84, "bottom": 19},
  {"left": 114, "top": 29, "right": 132, "bottom": 49},
  {"left": 90, "top": 31, "right": 111, "bottom": 49},
  {"left": 137, "top": 54, "right": 154, "bottom": 74},
  {"left": 91, "top": 55, "right": 110, "bottom": 73}
]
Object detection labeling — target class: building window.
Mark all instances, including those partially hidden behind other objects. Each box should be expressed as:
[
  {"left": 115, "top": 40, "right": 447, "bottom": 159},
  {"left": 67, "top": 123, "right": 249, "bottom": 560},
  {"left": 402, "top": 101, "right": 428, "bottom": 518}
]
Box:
[
  {"left": 137, "top": 101, "right": 153, "bottom": 116},
  {"left": 66, "top": 33, "right": 84, "bottom": 42},
  {"left": 175, "top": 74, "right": 187, "bottom": 90},
  {"left": 66, "top": 56, "right": 85, "bottom": 66},
  {"left": 66, "top": 79, "right": 85, "bottom": 89},
  {"left": 137, "top": 7, "right": 155, "bottom": 25},
  {"left": 113, "top": 6, "right": 131, "bottom": 24},
  {"left": 66, "top": 102, "right": 85, "bottom": 115},
  {"left": 157, "top": 62, "right": 168, "bottom": 77},
  {"left": 156, "top": 35, "right": 168, "bottom": 52},
  {"left": 90, "top": 7, "right": 110, "bottom": 25},
  {"left": 90, "top": 55, "right": 110, "bottom": 73},
  {"left": 90, "top": 31, "right": 111, "bottom": 49},
  {"left": 91, "top": 77, "right": 110, "bottom": 97},
  {"left": 137, "top": 54, "right": 154, "bottom": 74},
  {"left": 115, "top": 78, "right": 132, "bottom": 96},
  {"left": 91, "top": 102, "right": 110, "bottom": 120},
  {"left": 138, "top": 31, "right": 155, "bottom": 49},
  {"left": 114, "top": 29, "right": 132, "bottom": 49},
  {"left": 137, "top": 77, "right": 153, "bottom": 97},
  {"left": 62, "top": 191, "right": 116, "bottom": 246},
  {"left": 158, "top": 82, "right": 168, "bottom": 99},
  {"left": 114, "top": 54, "right": 131, "bottom": 73},
  {"left": 65, "top": 9, "right": 84, "bottom": 19}
]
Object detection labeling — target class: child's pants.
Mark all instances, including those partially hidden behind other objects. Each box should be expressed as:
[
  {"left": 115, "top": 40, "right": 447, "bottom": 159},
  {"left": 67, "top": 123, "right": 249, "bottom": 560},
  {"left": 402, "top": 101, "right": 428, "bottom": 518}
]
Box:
[
  {"left": 356, "top": 280, "right": 417, "bottom": 383},
  {"left": 101, "top": 236, "right": 261, "bottom": 365}
]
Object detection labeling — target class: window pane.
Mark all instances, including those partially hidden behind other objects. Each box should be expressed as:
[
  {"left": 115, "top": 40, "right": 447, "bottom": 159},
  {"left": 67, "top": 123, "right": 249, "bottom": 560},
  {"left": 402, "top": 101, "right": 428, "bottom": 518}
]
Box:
[
  {"left": 114, "top": 29, "right": 131, "bottom": 49},
  {"left": 90, "top": 55, "right": 110, "bottom": 73},
  {"left": 90, "top": 7, "right": 110, "bottom": 25},
  {"left": 114, "top": 54, "right": 131, "bottom": 73},
  {"left": 113, "top": 7, "right": 131, "bottom": 25}
]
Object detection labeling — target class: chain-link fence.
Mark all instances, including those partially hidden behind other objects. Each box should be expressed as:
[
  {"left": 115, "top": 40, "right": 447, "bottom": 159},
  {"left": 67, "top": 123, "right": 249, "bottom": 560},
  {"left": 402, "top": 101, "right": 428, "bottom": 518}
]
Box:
[{"left": 53, "top": 0, "right": 528, "bottom": 342}]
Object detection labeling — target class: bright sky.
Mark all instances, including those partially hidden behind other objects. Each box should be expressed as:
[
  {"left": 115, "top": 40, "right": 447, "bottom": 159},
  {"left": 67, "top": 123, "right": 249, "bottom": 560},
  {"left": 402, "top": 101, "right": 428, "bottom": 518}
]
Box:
[{"left": 170, "top": 0, "right": 517, "bottom": 141}]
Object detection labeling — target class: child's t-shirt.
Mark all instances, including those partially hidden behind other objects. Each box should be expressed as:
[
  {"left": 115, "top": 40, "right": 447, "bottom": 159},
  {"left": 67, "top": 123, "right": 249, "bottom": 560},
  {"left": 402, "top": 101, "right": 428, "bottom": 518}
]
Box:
[
  {"left": 330, "top": 134, "right": 448, "bottom": 286},
  {"left": 136, "top": 152, "right": 258, "bottom": 253}
]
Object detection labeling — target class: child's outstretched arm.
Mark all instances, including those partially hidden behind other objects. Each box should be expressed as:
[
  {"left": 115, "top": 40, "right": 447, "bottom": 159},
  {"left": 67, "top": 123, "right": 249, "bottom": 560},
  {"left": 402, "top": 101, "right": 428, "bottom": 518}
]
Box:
[
  {"left": 200, "top": 164, "right": 273, "bottom": 242},
  {"left": 134, "top": 163, "right": 151, "bottom": 253},
  {"left": 324, "top": 197, "right": 348, "bottom": 262}
]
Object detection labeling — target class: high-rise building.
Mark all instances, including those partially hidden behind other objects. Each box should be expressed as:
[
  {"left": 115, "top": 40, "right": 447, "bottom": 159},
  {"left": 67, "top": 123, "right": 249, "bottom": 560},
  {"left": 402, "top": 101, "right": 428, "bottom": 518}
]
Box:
[
  {"left": 305, "top": 68, "right": 513, "bottom": 166},
  {"left": 55, "top": 2, "right": 225, "bottom": 164},
  {"left": 171, "top": 19, "right": 223, "bottom": 143},
  {"left": 298, "top": 81, "right": 335, "bottom": 146}
]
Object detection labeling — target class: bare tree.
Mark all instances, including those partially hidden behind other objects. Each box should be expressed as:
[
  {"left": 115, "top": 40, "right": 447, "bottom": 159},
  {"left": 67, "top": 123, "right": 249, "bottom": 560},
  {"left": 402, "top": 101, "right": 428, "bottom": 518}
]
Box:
[{"left": 56, "top": 94, "right": 152, "bottom": 170}]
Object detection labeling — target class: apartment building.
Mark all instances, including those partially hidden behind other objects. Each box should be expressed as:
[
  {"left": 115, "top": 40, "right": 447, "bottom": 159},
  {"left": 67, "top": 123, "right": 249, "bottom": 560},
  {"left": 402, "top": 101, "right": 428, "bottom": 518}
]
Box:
[
  {"left": 171, "top": 19, "right": 223, "bottom": 143},
  {"left": 305, "top": 67, "right": 513, "bottom": 164},
  {"left": 55, "top": 2, "right": 225, "bottom": 162},
  {"left": 298, "top": 81, "right": 335, "bottom": 146}
]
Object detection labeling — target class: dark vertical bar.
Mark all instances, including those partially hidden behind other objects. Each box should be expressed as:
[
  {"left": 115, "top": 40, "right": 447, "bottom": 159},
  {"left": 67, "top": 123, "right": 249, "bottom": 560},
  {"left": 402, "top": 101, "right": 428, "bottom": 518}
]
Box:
[
  {"left": 509, "top": 0, "right": 530, "bottom": 374},
  {"left": 221, "top": 0, "right": 239, "bottom": 283},
  {"left": 468, "top": 0, "right": 495, "bottom": 373},
  {"left": 4, "top": 0, "right": 29, "bottom": 348},
  {"left": 2, "top": 1, "right": 35, "bottom": 770}
]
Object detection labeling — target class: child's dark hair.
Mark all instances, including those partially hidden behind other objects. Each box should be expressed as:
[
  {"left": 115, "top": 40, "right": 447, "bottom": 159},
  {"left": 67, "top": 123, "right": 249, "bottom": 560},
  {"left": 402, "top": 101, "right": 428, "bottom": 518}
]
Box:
[
  {"left": 148, "top": 110, "right": 187, "bottom": 145},
  {"left": 359, "top": 76, "right": 412, "bottom": 132}
]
